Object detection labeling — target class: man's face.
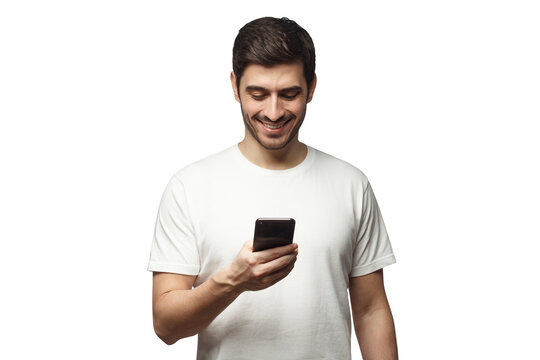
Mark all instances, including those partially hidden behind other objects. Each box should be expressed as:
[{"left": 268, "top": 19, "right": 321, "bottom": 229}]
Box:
[{"left": 232, "top": 62, "right": 316, "bottom": 151}]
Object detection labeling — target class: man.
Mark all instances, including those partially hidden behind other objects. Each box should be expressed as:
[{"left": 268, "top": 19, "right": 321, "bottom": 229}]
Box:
[{"left": 148, "top": 17, "right": 398, "bottom": 360}]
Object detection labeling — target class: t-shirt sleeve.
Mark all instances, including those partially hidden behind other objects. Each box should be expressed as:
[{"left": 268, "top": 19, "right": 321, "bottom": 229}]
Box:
[
  {"left": 147, "top": 175, "right": 200, "bottom": 275},
  {"left": 350, "top": 182, "right": 396, "bottom": 277}
]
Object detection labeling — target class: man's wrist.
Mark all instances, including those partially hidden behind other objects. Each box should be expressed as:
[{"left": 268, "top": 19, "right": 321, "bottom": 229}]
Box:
[{"left": 211, "top": 266, "right": 243, "bottom": 297}]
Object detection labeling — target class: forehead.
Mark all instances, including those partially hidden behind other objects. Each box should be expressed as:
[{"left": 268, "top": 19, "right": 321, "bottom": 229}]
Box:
[{"left": 240, "top": 62, "right": 306, "bottom": 90}]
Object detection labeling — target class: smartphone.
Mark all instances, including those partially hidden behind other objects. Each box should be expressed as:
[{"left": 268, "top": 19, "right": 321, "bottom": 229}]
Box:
[{"left": 253, "top": 218, "right": 296, "bottom": 252}]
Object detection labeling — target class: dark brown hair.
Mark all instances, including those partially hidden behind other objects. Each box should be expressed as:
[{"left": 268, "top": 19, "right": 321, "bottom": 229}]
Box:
[{"left": 232, "top": 17, "right": 316, "bottom": 89}]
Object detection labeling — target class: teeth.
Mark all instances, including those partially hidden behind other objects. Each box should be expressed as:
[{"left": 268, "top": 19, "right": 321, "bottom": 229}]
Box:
[{"left": 263, "top": 123, "right": 285, "bottom": 129}]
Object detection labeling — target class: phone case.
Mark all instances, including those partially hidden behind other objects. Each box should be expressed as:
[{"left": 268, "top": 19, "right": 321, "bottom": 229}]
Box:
[{"left": 253, "top": 218, "right": 296, "bottom": 252}]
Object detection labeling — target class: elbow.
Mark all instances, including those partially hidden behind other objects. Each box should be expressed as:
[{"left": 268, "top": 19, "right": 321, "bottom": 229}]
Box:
[
  {"left": 153, "top": 317, "right": 179, "bottom": 346},
  {"left": 154, "top": 327, "right": 175, "bottom": 346},
  {"left": 157, "top": 333, "right": 177, "bottom": 346},
  {"left": 153, "top": 315, "right": 196, "bottom": 345}
]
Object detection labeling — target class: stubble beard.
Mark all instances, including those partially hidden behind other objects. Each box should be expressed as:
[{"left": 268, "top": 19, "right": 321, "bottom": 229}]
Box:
[{"left": 240, "top": 103, "right": 307, "bottom": 151}]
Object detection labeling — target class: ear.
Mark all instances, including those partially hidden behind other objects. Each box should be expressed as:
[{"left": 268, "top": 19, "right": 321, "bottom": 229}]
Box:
[
  {"left": 306, "top": 73, "right": 317, "bottom": 103},
  {"left": 230, "top": 71, "right": 240, "bottom": 102}
]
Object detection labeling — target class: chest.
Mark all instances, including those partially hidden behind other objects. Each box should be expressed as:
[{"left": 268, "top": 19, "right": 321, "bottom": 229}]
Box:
[{"left": 190, "top": 174, "right": 359, "bottom": 284}]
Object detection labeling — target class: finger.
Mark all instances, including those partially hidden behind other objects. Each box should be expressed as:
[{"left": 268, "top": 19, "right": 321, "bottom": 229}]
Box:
[
  {"left": 255, "top": 253, "right": 297, "bottom": 278},
  {"left": 266, "top": 256, "right": 297, "bottom": 277},
  {"left": 256, "top": 243, "right": 298, "bottom": 263},
  {"left": 244, "top": 240, "right": 254, "bottom": 252},
  {"left": 260, "top": 261, "right": 296, "bottom": 287}
]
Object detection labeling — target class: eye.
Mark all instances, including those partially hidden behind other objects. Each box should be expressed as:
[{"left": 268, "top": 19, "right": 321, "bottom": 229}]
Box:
[
  {"left": 251, "top": 93, "right": 267, "bottom": 100},
  {"left": 281, "top": 91, "right": 300, "bottom": 100}
]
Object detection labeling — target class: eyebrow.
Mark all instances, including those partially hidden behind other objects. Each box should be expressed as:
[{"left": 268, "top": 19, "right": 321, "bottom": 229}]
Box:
[
  {"left": 245, "top": 85, "right": 303, "bottom": 93},
  {"left": 245, "top": 86, "right": 266, "bottom": 93}
]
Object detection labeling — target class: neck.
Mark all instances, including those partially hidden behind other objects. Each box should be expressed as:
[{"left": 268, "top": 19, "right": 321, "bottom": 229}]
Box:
[{"left": 238, "top": 137, "right": 308, "bottom": 170}]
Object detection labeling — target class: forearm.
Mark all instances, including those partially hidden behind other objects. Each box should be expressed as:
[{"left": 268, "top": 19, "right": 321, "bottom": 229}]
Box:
[
  {"left": 354, "top": 306, "right": 398, "bottom": 360},
  {"left": 152, "top": 242, "right": 297, "bottom": 345},
  {"left": 153, "top": 267, "right": 240, "bottom": 344}
]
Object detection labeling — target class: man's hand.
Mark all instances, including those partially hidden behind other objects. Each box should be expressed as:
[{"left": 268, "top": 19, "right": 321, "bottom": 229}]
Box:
[
  {"left": 152, "top": 241, "right": 298, "bottom": 344},
  {"left": 214, "top": 241, "right": 298, "bottom": 293}
]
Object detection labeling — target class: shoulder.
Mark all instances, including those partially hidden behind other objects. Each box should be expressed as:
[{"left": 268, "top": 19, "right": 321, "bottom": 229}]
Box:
[
  {"left": 310, "top": 147, "right": 370, "bottom": 190},
  {"left": 171, "top": 145, "right": 237, "bottom": 185}
]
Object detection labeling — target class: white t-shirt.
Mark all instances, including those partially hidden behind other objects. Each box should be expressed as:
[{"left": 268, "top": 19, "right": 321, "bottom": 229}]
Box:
[{"left": 148, "top": 145, "right": 396, "bottom": 360}]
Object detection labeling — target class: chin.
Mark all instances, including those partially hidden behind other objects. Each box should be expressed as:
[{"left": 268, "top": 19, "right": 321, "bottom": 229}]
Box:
[{"left": 256, "top": 136, "right": 294, "bottom": 151}]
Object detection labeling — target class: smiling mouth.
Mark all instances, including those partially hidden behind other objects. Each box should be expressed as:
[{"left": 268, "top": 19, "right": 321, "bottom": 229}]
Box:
[
  {"left": 257, "top": 117, "right": 292, "bottom": 131},
  {"left": 262, "top": 122, "right": 287, "bottom": 129}
]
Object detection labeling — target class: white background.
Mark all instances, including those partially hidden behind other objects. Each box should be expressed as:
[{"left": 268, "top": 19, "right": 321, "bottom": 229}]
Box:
[{"left": 1, "top": 1, "right": 539, "bottom": 359}]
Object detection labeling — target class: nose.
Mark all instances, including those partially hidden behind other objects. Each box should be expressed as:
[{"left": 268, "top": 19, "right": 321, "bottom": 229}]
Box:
[{"left": 263, "top": 95, "right": 286, "bottom": 122}]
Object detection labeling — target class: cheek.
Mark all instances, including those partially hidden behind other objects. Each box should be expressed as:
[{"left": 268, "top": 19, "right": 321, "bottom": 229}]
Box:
[
  {"left": 288, "top": 102, "right": 306, "bottom": 116},
  {"left": 241, "top": 100, "right": 264, "bottom": 117}
]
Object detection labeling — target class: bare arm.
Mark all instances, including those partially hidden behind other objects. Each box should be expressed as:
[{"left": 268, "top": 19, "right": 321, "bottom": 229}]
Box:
[
  {"left": 152, "top": 241, "right": 298, "bottom": 345},
  {"left": 349, "top": 269, "right": 398, "bottom": 360}
]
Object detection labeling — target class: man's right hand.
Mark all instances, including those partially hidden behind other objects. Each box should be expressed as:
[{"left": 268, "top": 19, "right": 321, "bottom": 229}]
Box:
[
  {"left": 153, "top": 241, "right": 298, "bottom": 344},
  {"left": 213, "top": 241, "right": 298, "bottom": 294}
]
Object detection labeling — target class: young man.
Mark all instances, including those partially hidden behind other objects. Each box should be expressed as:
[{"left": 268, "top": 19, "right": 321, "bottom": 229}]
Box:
[{"left": 148, "top": 17, "right": 398, "bottom": 360}]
